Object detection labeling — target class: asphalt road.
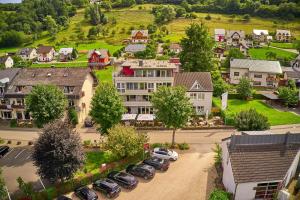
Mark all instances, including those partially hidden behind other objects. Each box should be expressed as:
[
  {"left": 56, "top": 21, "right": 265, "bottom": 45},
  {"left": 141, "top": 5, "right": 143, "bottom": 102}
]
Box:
[{"left": 0, "top": 146, "right": 49, "bottom": 198}]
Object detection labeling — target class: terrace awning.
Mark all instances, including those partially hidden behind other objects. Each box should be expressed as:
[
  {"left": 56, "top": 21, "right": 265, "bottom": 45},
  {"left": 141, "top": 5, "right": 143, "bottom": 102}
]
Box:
[
  {"left": 121, "top": 114, "right": 137, "bottom": 121},
  {"left": 136, "top": 114, "right": 155, "bottom": 121}
]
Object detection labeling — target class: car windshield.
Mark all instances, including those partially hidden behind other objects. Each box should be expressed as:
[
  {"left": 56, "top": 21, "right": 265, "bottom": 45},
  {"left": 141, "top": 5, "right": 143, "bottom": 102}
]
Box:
[
  {"left": 153, "top": 158, "right": 163, "bottom": 164},
  {"left": 118, "top": 172, "right": 128, "bottom": 177}
]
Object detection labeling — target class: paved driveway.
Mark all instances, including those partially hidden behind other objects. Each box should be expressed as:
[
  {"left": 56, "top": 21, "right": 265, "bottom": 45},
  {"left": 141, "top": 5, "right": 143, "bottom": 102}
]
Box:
[{"left": 0, "top": 146, "right": 49, "bottom": 197}]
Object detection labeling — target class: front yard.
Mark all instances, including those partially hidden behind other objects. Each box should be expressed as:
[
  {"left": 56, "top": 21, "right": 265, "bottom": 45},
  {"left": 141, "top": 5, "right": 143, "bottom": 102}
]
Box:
[
  {"left": 248, "top": 47, "right": 297, "bottom": 61},
  {"left": 213, "top": 98, "right": 300, "bottom": 126},
  {"left": 94, "top": 66, "right": 115, "bottom": 83}
]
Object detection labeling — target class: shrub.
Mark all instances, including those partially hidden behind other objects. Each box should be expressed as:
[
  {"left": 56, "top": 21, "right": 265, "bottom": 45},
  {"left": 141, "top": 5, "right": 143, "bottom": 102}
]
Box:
[
  {"left": 205, "top": 14, "right": 211, "bottom": 20},
  {"left": 235, "top": 109, "right": 270, "bottom": 131},
  {"left": 0, "top": 138, "right": 4, "bottom": 144},
  {"left": 68, "top": 108, "right": 78, "bottom": 126},
  {"left": 236, "top": 77, "right": 253, "bottom": 100},
  {"left": 83, "top": 140, "right": 92, "bottom": 148},
  {"left": 209, "top": 189, "right": 231, "bottom": 200},
  {"left": 178, "top": 142, "right": 190, "bottom": 150},
  {"left": 10, "top": 119, "right": 17, "bottom": 128},
  {"left": 212, "top": 143, "right": 222, "bottom": 165}
]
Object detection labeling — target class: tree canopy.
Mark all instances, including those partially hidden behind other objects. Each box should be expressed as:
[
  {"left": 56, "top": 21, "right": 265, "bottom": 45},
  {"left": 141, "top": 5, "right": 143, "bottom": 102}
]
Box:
[
  {"left": 236, "top": 77, "right": 253, "bottom": 100},
  {"left": 32, "top": 120, "right": 84, "bottom": 182},
  {"left": 180, "top": 23, "right": 215, "bottom": 72},
  {"left": 151, "top": 86, "right": 193, "bottom": 146},
  {"left": 90, "top": 82, "right": 125, "bottom": 134},
  {"left": 25, "top": 84, "right": 67, "bottom": 128},
  {"left": 235, "top": 108, "right": 270, "bottom": 131},
  {"left": 106, "top": 124, "right": 148, "bottom": 159}
]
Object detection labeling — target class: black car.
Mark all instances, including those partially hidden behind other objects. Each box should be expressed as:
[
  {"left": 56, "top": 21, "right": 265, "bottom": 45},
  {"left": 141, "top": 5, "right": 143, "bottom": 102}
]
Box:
[
  {"left": 0, "top": 146, "right": 9, "bottom": 157},
  {"left": 57, "top": 196, "right": 72, "bottom": 200},
  {"left": 143, "top": 157, "right": 170, "bottom": 171},
  {"left": 92, "top": 178, "right": 121, "bottom": 198},
  {"left": 107, "top": 171, "right": 138, "bottom": 189},
  {"left": 126, "top": 163, "right": 156, "bottom": 180},
  {"left": 74, "top": 186, "right": 98, "bottom": 200}
]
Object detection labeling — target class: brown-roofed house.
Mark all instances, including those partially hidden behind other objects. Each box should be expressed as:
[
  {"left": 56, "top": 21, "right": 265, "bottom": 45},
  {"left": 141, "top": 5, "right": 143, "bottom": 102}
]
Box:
[
  {"left": 2, "top": 67, "right": 97, "bottom": 122},
  {"left": 131, "top": 30, "right": 149, "bottom": 43},
  {"left": 169, "top": 43, "right": 182, "bottom": 54},
  {"left": 221, "top": 133, "right": 300, "bottom": 200},
  {"left": 174, "top": 72, "right": 213, "bottom": 115},
  {"left": 36, "top": 46, "right": 55, "bottom": 62},
  {"left": 18, "top": 48, "right": 37, "bottom": 60}
]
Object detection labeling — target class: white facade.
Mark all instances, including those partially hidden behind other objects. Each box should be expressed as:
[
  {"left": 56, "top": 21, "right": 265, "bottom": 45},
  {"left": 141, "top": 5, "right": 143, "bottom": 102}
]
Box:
[
  {"left": 19, "top": 49, "right": 37, "bottom": 60},
  {"left": 187, "top": 91, "right": 212, "bottom": 115},
  {"left": 37, "top": 48, "right": 55, "bottom": 62},
  {"left": 3, "top": 57, "right": 14, "bottom": 68}
]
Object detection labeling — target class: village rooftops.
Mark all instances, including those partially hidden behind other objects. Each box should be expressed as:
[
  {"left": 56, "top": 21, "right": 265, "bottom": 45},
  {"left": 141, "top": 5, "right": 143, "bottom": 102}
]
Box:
[
  {"left": 36, "top": 46, "right": 54, "bottom": 54},
  {"left": 0, "top": 56, "right": 11, "bottom": 64},
  {"left": 215, "top": 29, "right": 225, "bottom": 35},
  {"left": 87, "top": 49, "right": 109, "bottom": 59},
  {"left": 230, "top": 59, "right": 282, "bottom": 74},
  {"left": 124, "top": 44, "right": 146, "bottom": 53},
  {"left": 131, "top": 30, "right": 148, "bottom": 37},
  {"left": 5, "top": 68, "right": 93, "bottom": 99},
  {"left": 0, "top": 68, "right": 20, "bottom": 85},
  {"left": 253, "top": 29, "right": 269, "bottom": 35},
  {"left": 226, "top": 30, "right": 245, "bottom": 38},
  {"left": 227, "top": 133, "right": 300, "bottom": 183},
  {"left": 18, "top": 48, "right": 35, "bottom": 56},
  {"left": 276, "top": 29, "right": 291, "bottom": 36},
  {"left": 174, "top": 72, "right": 213, "bottom": 92},
  {"left": 121, "top": 59, "right": 177, "bottom": 69},
  {"left": 59, "top": 48, "right": 74, "bottom": 55}
]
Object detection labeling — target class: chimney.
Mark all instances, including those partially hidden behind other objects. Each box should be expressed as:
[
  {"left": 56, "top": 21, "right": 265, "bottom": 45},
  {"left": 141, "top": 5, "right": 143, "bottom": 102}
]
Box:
[{"left": 139, "top": 60, "right": 143, "bottom": 67}]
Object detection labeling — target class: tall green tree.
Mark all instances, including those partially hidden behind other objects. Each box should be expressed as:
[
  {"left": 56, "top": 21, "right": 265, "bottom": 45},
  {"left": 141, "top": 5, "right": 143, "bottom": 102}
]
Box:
[
  {"left": 151, "top": 86, "right": 193, "bottom": 146},
  {"left": 211, "top": 70, "right": 229, "bottom": 97},
  {"left": 85, "top": 4, "right": 107, "bottom": 25},
  {"left": 236, "top": 77, "right": 252, "bottom": 100},
  {"left": 152, "top": 5, "right": 176, "bottom": 24},
  {"left": 25, "top": 85, "right": 67, "bottom": 128},
  {"left": 90, "top": 82, "right": 125, "bottom": 134},
  {"left": 180, "top": 23, "right": 215, "bottom": 72},
  {"left": 44, "top": 15, "right": 58, "bottom": 35},
  {"left": 32, "top": 120, "right": 84, "bottom": 182},
  {"left": 106, "top": 124, "right": 148, "bottom": 159}
]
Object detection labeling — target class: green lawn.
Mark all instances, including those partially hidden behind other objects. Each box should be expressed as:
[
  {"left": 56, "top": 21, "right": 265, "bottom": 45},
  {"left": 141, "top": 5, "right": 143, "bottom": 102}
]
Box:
[
  {"left": 270, "top": 42, "right": 296, "bottom": 49},
  {"left": 83, "top": 151, "right": 116, "bottom": 174},
  {"left": 94, "top": 66, "right": 115, "bottom": 83},
  {"left": 248, "top": 47, "right": 297, "bottom": 61},
  {"left": 213, "top": 98, "right": 300, "bottom": 126}
]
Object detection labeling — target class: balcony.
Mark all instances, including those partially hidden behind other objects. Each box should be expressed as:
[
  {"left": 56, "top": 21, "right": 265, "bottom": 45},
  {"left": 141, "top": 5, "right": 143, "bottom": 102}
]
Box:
[
  {"left": 123, "top": 101, "right": 151, "bottom": 107},
  {"left": 113, "top": 72, "right": 174, "bottom": 82},
  {"left": 266, "top": 76, "right": 278, "bottom": 82}
]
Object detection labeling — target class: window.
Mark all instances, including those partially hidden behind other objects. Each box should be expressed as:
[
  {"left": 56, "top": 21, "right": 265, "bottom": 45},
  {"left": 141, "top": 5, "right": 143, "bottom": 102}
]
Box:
[
  {"left": 15, "top": 86, "right": 25, "bottom": 92},
  {"left": 68, "top": 99, "right": 75, "bottom": 107},
  {"left": 198, "top": 93, "right": 205, "bottom": 100},
  {"left": 195, "top": 106, "right": 204, "bottom": 114},
  {"left": 64, "top": 86, "right": 75, "bottom": 93},
  {"left": 254, "top": 74, "right": 262, "bottom": 78},
  {"left": 148, "top": 83, "right": 154, "bottom": 92},
  {"left": 126, "top": 95, "right": 136, "bottom": 101},
  {"left": 147, "top": 70, "right": 155, "bottom": 77},
  {"left": 1, "top": 111, "right": 12, "bottom": 119},
  {"left": 143, "top": 95, "right": 150, "bottom": 101},
  {"left": 138, "top": 107, "right": 153, "bottom": 114},
  {"left": 234, "top": 72, "right": 239, "bottom": 77},
  {"left": 254, "top": 182, "right": 279, "bottom": 199},
  {"left": 117, "top": 83, "right": 125, "bottom": 93},
  {"left": 253, "top": 81, "right": 261, "bottom": 86},
  {"left": 126, "top": 83, "right": 138, "bottom": 90},
  {"left": 16, "top": 98, "right": 24, "bottom": 105},
  {"left": 139, "top": 83, "right": 147, "bottom": 90},
  {"left": 267, "top": 81, "right": 273, "bottom": 86},
  {"left": 190, "top": 93, "right": 197, "bottom": 99},
  {"left": 195, "top": 83, "right": 201, "bottom": 89},
  {"left": 0, "top": 87, "right": 4, "bottom": 95}
]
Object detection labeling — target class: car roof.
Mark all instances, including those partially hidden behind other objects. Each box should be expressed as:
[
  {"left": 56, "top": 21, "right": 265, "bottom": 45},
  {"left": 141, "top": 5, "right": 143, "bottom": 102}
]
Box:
[
  {"left": 95, "top": 178, "right": 117, "bottom": 187},
  {"left": 154, "top": 147, "right": 168, "bottom": 152}
]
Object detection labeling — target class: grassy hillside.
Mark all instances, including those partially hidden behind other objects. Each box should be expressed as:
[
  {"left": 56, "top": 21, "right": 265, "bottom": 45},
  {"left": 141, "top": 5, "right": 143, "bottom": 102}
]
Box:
[{"left": 1, "top": 4, "right": 299, "bottom": 55}]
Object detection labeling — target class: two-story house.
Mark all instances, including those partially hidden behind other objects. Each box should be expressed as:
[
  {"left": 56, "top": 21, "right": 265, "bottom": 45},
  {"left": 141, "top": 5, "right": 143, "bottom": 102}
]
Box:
[
  {"left": 18, "top": 48, "right": 37, "bottom": 60},
  {"left": 88, "top": 49, "right": 110, "bottom": 69},
  {"left": 113, "top": 59, "right": 213, "bottom": 115},
  {"left": 276, "top": 30, "right": 292, "bottom": 42},
  {"left": 37, "top": 46, "right": 55, "bottom": 62},
  {"left": 0, "top": 56, "right": 14, "bottom": 68},
  {"left": 252, "top": 29, "right": 269, "bottom": 43},
  {"left": 0, "top": 69, "right": 21, "bottom": 120},
  {"left": 230, "top": 59, "right": 282, "bottom": 87},
  {"left": 226, "top": 30, "right": 245, "bottom": 47},
  {"left": 215, "top": 29, "right": 226, "bottom": 42},
  {"left": 131, "top": 30, "right": 149, "bottom": 43},
  {"left": 3, "top": 68, "right": 96, "bottom": 122},
  {"left": 174, "top": 72, "right": 213, "bottom": 115},
  {"left": 59, "top": 48, "right": 77, "bottom": 62}
]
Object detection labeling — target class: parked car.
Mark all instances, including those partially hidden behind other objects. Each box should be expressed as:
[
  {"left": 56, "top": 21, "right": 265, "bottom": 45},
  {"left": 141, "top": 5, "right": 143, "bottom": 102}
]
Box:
[
  {"left": 92, "top": 178, "right": 121, "bottom": 198},
  {"left": 126, "top": 163, "right": 155, "bottom": 180},
  {"left": 57, "top": 196, "right": 72, "bottom": 200},
  {"left": 74, "top": 186, "right": 98, "bottom": 200},
  {"left": 84, "top": 117, "right": 94, "bottom": 127},
  {"left": 152, "top": 147, "right": 178, "bottom": 161},
  {"left": 143, "top": 157, "right": 170, "bottom": 171},
  {"left": 107, "top": 171, "right": 138, "bottom": 189},
  {"left": 0, "top": 146, "right": 9, "bottom": 157}
]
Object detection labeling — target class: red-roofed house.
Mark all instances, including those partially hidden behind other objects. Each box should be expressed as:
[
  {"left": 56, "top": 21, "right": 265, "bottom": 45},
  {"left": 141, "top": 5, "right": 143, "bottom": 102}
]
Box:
[{"left": 88, "top": 49, "right": 110, "bottom": 69}]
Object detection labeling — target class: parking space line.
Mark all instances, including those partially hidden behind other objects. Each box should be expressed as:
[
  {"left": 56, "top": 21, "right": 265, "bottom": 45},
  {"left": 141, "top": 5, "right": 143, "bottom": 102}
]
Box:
[
  {"left": 3, "top": 148, "right": 14, "bottom": 158},
  {"left": 39, "top": 178, "right": 46, "bottom": 190},
  {"left": 5, "top": 186, "right": 11, "bottom": 200},
  {"left": 26, "top": 155, "right": 31, "bottom": 160},
  {"left": 15, "top": 149, "right": 26, "bottom": 159}
]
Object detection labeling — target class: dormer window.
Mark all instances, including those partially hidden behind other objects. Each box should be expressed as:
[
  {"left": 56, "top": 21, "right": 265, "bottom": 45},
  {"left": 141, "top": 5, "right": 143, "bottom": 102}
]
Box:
[
  {"left": 195, "top": 83, "right": 201, "bottom": 89},
  {"left": 64, "top": 86, "right": 75, "bottom": 94},
  {"left": 15, "top": 86, "right": 25, "bottom": 93}
]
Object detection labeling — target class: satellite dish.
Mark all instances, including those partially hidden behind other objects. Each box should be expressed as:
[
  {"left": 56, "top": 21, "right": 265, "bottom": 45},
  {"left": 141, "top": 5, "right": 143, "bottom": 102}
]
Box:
[{"left": 0, "top": 78, "right": 9, "bottom": 84}]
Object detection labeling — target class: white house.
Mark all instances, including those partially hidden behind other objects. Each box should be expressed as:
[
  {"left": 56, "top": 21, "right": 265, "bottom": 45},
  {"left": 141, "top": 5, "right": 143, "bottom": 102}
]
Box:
[
  {"left": 174, "top": 72, "right": 213, "bottom": 115},
  {"left": 276, "top": 30, "right": 292, "bottom": 42},
  {"left": 215, "top": 29, "right": 226, "bottom": 42},
  {"left": 221, "top": 133, "right": 300, "bottom": 200},
  {"left": 226, "top": 30, "right": 245, "bottom": 47},
  {"left": 37, "top": 46, "right": 55, "bottom": 62},
  {"left": 0, "top": 56, "right": 14, "bottom": 68},
  {"left": 18, "top": 48, "right": 37, "bottom": 60},
  {"left": 59, "top": 48, "right": 75, "bottom": 62},
  {"left": 230, "top": 59, "right": 282, "bottom": 87},
  {"left": 252, "top": 29, "right": 269, "bottom": 43},
  {"left": 131, "top": 30, "right": 149, "bottom": 43}
]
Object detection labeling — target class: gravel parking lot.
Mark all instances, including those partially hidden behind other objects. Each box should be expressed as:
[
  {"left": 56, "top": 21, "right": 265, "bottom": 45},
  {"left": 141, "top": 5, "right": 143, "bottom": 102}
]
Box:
[{"left": 65, "top": 147, "right": 215, "bottom": 200}]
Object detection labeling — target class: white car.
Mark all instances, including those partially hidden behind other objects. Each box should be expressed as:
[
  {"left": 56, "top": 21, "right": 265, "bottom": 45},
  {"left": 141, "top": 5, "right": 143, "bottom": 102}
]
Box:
[{"left": 152, "top": 148, "right": 178, "bottom": 161}]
